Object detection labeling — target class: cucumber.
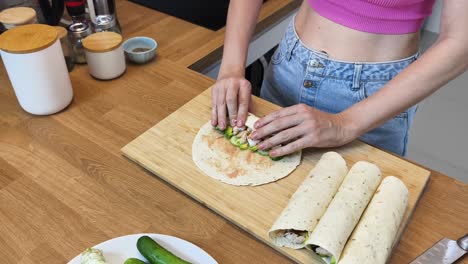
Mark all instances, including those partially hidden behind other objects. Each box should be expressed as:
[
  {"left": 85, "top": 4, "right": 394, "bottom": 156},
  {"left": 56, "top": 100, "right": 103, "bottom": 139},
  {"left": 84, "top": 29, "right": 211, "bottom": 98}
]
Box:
[
  {"left": 224, "top": 126, "right": 233, "bottom": 139},
  {"left": 249, "top": 145, "right": 258, "bottom": 152},
  {"left": 137, "top": 236, "right": 191, "bottom": 264},
  {"left": 270, "top": 155, "right": 283, "bottom": 161},
  {"left": 257, "top": 149, "right": 270, "bottom": 156},
  {"left": 230, "top": 136, "right": 240, "bottom": 146},
  {"left": 124, "top": 258, "right": 148, "bottom": 264},
  {"left": 214, "top": 126, "right": 225, "bottom": 133},
  {"left": 239, "top": 143, "right": 249, "bottom": 150}
]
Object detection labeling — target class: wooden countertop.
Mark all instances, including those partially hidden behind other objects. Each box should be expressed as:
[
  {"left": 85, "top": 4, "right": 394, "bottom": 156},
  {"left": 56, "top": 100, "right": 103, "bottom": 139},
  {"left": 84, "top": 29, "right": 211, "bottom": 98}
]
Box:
[{"left": 0, "top": 1, "right": 466, "bottom": 263}]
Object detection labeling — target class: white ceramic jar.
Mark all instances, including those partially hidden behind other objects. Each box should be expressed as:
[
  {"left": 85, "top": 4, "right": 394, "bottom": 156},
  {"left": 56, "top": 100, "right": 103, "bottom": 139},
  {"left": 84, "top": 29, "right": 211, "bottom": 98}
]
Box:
[
  {"left": 0, "top": 7, "right": 37, "bottom": 30},
  {"left": 82, "top": 32, "right": 126, "bottom": 80},
  {"left": 0, "top": 24, "right": 73, "bottom": 115}
]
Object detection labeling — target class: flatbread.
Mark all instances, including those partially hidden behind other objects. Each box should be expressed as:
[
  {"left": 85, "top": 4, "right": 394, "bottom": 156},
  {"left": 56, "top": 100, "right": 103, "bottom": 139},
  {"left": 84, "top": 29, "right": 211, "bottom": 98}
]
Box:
[
  {"left": 268, "top": 152, "right": 348, "bottom": 248},
  {"left": 192, "top": 115, "right": 301, "bottom": 186},
  {"left": 339, "top": 176, "right": 409, "bottom": 264},
  {"left": 305, "top": 161, "right": 382, "bottom": 261}
]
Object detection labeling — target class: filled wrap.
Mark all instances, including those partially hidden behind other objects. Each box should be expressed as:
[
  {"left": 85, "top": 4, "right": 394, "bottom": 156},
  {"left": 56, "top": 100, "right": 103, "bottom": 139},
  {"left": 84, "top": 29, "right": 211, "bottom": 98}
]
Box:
[
  {"left": 305, "top": 161, "right": 382, "bottom": 263},
  {"left": 268, "top": 152, "right": 348, "bottom": 249},
  {"left": 192, "top": 113, "right": 301, "bottom": 186},
  {"left": 339, "top": 176, "right": 409, "bottom": 264}
]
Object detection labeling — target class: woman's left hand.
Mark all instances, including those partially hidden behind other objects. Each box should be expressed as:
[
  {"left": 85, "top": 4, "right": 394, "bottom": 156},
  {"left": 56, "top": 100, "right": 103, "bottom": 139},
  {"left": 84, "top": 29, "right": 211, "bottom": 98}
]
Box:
[{"left": 250, "top": 104, "right": 356, "bottom": 157}]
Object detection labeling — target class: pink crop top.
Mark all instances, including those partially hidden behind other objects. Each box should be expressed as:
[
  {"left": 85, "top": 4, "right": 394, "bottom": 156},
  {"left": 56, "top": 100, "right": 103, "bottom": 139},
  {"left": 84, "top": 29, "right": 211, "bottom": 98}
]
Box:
[{"left": 308, "top": 0, "right": 436, "bottom": 34}]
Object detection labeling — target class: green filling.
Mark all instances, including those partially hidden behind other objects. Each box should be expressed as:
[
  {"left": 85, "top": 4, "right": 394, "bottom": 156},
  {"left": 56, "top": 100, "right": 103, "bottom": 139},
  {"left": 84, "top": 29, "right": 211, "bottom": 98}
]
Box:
[
  {"left": 230, "top": 136, "right": 241, "bottom": 146},
  {"left": 257, "top": 149, "right": 270, "bottom": 156},
  {"left": 224, "top": 126, "right": 233, "bottom": 138},
  {"left": 239, "top": 143, "right": 249, "bottom": 150},
  {"left": 249, "top": 145, "right": 258, "bottom": 152},
  {"left": 214, "top": 127, "right": 287, "bottom": 161},
  {"left": 270, "top": 155, "right": 283, "bottom": 161},
  {"left": 215, "top": 126, "right": 225, "bottom": 133}
]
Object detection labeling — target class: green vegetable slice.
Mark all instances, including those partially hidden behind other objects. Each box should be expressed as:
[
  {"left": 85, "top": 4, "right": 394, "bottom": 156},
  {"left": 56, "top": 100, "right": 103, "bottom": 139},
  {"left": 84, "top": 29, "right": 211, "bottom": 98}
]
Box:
[
  {"left": 249, "top": 145, "right": 258, "bottom": 152},
  {"left": 239, "top": 143, "right": 249, "bottom": 150},
  {"left": 214, "top": 126, "right": 225, "bottom": 133},
  {"left": 270, "top": 155, "right": 284, "bottom": 161},
  {"left": 257, "top": 149, "right": 270, "bottom": 156},
  {"left": 224, "top": 126, "right": 233, "bottom": 138},
  {"left": 230, "top": 136, "right": 241, "bottom": 146}
]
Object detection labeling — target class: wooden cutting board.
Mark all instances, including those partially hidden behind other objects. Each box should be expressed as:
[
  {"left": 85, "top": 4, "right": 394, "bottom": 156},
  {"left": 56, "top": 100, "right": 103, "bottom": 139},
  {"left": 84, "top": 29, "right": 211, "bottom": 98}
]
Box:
[{"left": 122, "top": 88, "right": 430, "bottom": 263}]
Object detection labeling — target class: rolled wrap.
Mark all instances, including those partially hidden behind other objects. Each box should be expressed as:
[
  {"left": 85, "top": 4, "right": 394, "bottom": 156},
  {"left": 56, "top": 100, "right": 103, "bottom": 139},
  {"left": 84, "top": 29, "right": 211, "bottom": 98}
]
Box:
[
  {"left": 268, "top": 152, "right": 348, "bottom": 249},
  {"left": 305, "top": 161, "right": 382, "bottom": 262},
  {"left": 339, "top": 176, "right": 409, "bottom": 264}
]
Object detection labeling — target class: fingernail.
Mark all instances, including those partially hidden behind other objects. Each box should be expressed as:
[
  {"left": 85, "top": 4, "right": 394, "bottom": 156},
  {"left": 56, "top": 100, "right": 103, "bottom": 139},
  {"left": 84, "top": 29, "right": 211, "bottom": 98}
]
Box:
[
  {"left": 254, "top": 121, "right": 259, "bottom": 128},
  {"left": 231, "top": 118, "right": 236, "bottom": 126},
  {"left": 237, "top": 119, "right": 244, "bottom": 127},
  {"left": 258, "top": 143, "right": 265, "bottom": 149},
  {"left": 250, "top": 131, "right": 257, "bottom": 139},
  {"left": 270, "top": 150, "right": 276, "bottom": 156}
]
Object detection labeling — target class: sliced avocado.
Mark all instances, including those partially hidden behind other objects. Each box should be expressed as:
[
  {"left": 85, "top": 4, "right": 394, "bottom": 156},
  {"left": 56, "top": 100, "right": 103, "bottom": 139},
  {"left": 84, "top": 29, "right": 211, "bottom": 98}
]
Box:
[
  {"left": 224, "top": 126, "right": 233, "bottom": 139},
  {"left": 330, "top": 256, "right": 336, "bottom": 264},
  {"left": 239, "top": 143, "right": 249, "bottom": 150},
  {"left": 257, "top": 149, "right": 270, "bottom": 156},
  {"left": 249, "top": 145, "right": 258, "bottom": 152}
]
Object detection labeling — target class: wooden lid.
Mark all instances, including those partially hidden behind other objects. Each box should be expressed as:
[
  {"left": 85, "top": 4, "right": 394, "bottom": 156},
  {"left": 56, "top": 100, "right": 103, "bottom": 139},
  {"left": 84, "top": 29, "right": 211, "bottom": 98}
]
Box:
[
  {"left": 54, "top": 26, "right": 68, "bottom": 39},
  {"left": 83, "top": 32, "right": 123, "bottom": 53},
  {"left": 0, "top": 24, "right": 57, "bottom": 54},
  {"left": 0, "top": 7, "right": 36, "bottom": 25}
]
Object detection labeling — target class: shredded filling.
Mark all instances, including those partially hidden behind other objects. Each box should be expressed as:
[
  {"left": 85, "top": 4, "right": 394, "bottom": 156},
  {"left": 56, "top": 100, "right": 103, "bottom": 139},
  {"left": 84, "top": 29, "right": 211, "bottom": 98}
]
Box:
[{"left": 283, "top": 230, "right": 307, "bottom": 244}]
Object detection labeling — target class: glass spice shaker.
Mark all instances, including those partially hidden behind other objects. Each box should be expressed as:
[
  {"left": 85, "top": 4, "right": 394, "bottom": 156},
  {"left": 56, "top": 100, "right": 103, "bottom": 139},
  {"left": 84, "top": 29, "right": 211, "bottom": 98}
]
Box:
[
  {"left": 55, "top": 26, "right": 74, "bottom": 72},
  {"left": 67, "top": 22, "right": 92, "bottom": 64}
]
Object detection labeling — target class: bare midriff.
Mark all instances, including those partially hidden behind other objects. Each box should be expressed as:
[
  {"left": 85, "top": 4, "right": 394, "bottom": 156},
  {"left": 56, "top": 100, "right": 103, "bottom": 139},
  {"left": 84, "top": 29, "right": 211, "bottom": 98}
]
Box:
[{"left": 294, "top": 1, "right": 420, "bottom": 62}]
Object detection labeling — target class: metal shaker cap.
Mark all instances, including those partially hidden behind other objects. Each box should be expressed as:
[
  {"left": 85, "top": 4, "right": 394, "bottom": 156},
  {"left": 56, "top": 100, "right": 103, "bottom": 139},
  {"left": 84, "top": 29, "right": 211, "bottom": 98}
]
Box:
[
  {"left": 94, "top": 15, "right": 116, "bottom": 31},
  {"left": 67, "top": 22, "right": 92, "bottom": 38}
]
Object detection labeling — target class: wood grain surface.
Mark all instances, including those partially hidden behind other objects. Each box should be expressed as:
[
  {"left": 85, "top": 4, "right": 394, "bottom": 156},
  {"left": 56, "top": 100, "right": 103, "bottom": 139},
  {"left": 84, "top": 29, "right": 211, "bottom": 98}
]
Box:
[
  {"left": 0, "top": 0, "right": 467, "bottom": 263},
  {"left": 0, "top": 24, "right": 57, "bottom": 53},
  {"left": 83, "top": 32, "right": 123, "bottom": 53},
  {"left": 121, "top": 88, "right": 431, "bottom": 264}
]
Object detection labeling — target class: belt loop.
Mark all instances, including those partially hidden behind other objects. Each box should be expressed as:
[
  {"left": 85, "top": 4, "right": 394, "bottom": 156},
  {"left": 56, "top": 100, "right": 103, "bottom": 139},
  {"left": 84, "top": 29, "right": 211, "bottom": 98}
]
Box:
[{"left": 352, "top": 64, "right": 363, "bottom": 89}]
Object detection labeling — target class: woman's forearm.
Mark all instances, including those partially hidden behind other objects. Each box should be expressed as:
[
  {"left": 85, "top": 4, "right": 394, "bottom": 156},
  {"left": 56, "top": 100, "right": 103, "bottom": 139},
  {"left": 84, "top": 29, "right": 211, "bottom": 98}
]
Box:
[
  {"left": 342, "top": 36, "right": 468, "bottom": 138},
  {"left": 219, "top": 0, "right": 263, "bottom": 78}
]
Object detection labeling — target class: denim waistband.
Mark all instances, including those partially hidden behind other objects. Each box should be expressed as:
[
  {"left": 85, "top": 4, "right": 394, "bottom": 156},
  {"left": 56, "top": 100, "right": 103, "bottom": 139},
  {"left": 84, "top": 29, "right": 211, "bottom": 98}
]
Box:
[{"left": 283, "top": 18, "right": 419, "bottom": 82}]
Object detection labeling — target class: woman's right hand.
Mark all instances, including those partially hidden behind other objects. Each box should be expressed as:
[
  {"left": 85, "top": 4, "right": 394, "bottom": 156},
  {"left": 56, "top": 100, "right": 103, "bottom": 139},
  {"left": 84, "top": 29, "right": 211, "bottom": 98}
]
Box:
[{"left": 211, "top": 75, "right": 252, "bottom": 130}]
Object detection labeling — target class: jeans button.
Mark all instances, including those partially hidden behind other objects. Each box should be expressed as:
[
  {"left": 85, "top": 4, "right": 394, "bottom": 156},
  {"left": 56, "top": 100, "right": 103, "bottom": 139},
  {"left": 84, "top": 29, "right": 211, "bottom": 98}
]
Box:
[
  {"left": 309, "top": 59, "right": 325, "bottom": 68},
  {"left": 303, "top": 80, "right": 314, "bottom": 88}
]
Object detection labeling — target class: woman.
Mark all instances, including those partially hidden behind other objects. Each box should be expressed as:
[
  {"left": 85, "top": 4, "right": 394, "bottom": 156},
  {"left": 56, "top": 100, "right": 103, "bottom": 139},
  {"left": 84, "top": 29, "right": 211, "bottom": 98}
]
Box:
[{"left": 211, "top": 0, "right": 468, "bottom": 157}]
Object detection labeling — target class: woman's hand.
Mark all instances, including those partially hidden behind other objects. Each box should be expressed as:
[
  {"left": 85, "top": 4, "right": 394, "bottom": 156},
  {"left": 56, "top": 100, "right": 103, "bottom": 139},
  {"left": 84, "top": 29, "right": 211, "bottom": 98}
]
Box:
[
  {"left": 250, "top": 104, "right": 356, "bottom": 157},
  {"left": 211, "top": 76, "right": 252, "bottom": 129}
]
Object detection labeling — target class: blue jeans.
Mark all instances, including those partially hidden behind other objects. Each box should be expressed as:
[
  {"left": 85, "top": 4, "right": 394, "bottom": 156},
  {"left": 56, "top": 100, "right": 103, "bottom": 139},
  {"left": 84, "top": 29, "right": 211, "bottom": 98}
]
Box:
[{"left": 261, "top": 19, "right": 418, "bottom": 156}]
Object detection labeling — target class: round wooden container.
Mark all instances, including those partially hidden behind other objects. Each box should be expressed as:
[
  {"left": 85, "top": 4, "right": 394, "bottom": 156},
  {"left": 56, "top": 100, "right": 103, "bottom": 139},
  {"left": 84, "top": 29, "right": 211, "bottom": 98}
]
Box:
[
  {"left": 0, "top": 7, "right": 37, "bottom": 29},
  {"left": 82, "top": 31, "right": 126, "bottom": 80},
  {"left": 0, "top": 24, "right": 73, "bottom": 115}
]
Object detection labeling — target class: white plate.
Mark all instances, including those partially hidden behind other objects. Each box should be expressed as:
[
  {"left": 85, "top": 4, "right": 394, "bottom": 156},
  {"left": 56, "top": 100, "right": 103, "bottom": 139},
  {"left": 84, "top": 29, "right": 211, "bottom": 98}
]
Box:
[{"left": 68, "top": 233, "right": 218, "bottom": 264}]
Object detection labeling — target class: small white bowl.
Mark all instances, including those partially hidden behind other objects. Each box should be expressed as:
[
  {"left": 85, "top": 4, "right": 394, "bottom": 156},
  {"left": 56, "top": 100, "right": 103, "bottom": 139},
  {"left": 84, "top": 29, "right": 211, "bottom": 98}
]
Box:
[{"left": 123, "top": 36, "right": 157, "bottom": 64}]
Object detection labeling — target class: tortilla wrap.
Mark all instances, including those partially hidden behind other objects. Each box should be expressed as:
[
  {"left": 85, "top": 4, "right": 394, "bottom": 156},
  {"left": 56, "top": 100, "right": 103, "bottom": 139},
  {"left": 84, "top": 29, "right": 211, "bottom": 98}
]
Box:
[
  {"left": 305, "top": 161, "right": 382, "bottom": 262},
  {"left": 192, "top": 114, "right": 301, "bottom": 186},
  {"left": 268, "top": 152, "right": 348, "bottom": 249},
  {"left": 339, "top": 176, "right": 409, "bottom": 264}
]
